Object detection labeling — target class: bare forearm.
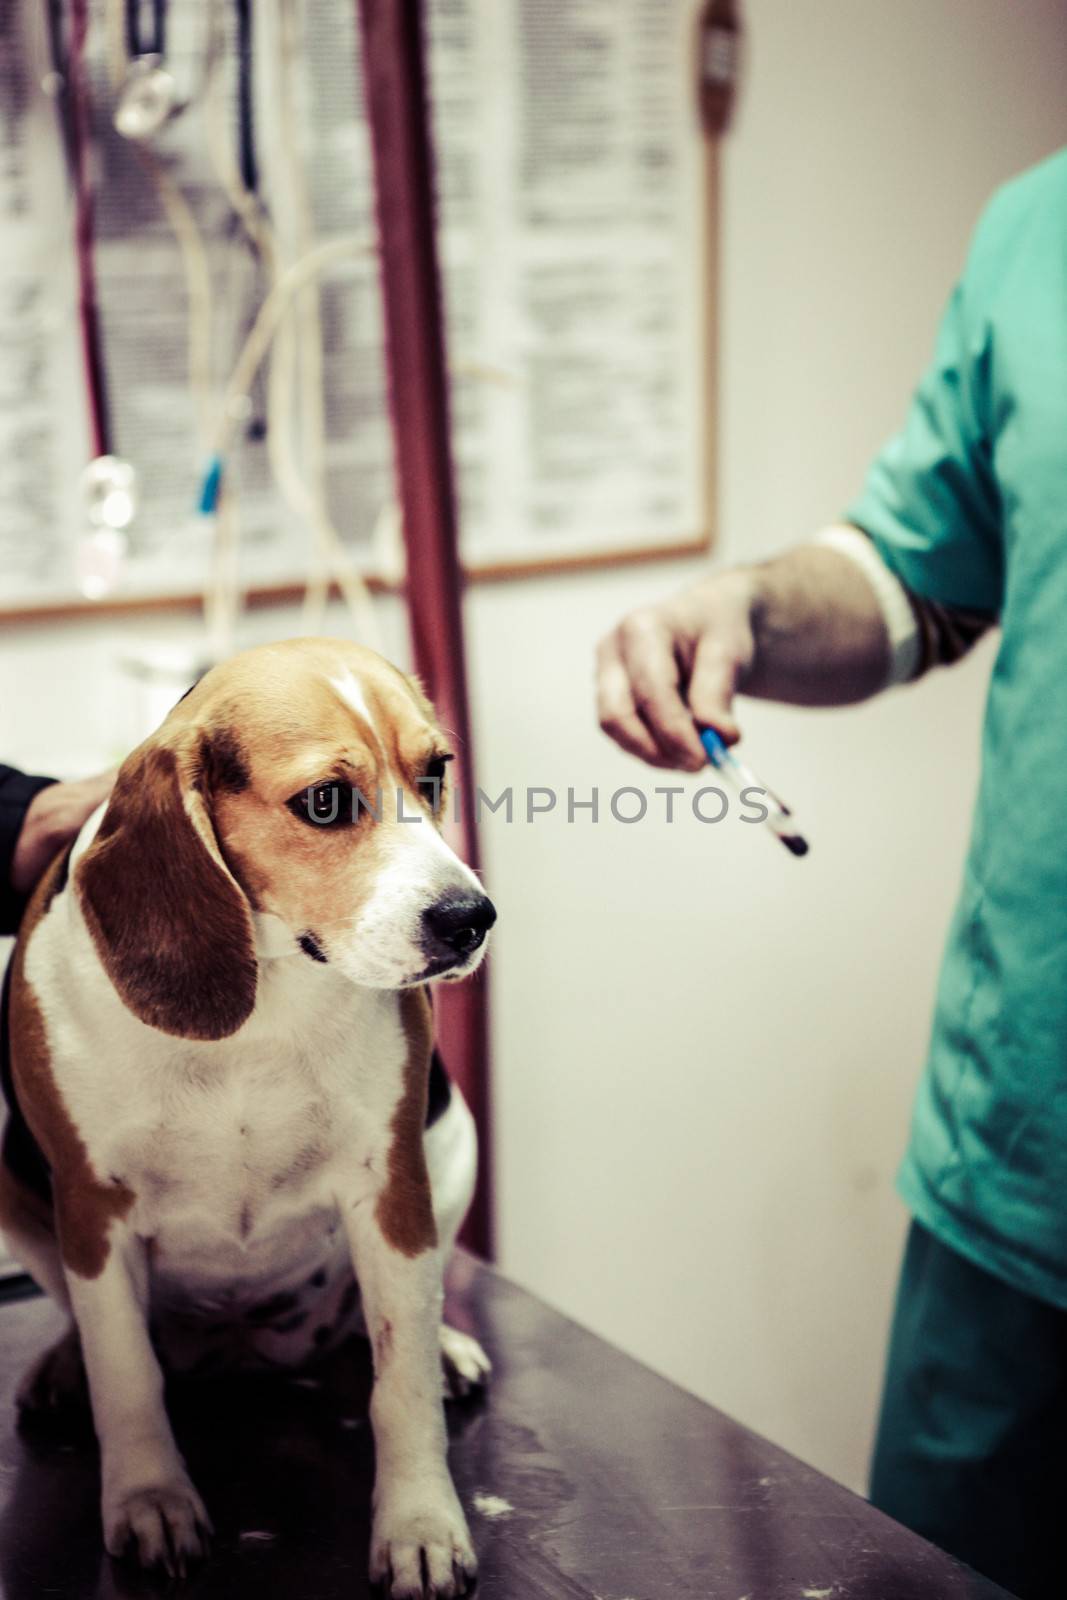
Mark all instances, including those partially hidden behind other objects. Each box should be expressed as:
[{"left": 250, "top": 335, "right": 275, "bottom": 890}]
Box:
[
  {"left": 597, "top": 522, "right": 992, "bottom": 771},
  {"left": 737, "top": 541, "right": 892, "bottom": 707}
]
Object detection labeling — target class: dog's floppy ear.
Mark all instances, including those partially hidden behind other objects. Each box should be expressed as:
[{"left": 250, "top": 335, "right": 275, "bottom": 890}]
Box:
[{"left": 76, "top": 729, "right": 257, "bottom": 1040}]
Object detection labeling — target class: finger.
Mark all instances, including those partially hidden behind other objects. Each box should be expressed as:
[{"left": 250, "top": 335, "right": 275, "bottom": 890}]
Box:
[
  {"left": 82, "top": 767, "right": 119, "bottom": 810},
  {"left": 686, "top": 632, "right": 743, "bottom": 745},
  {"left": 596, "top": 641, "right": 676, "bottom": 768},
  {"left": 616, "top": 616, "right": 706, "bottom": 769},
  {"left": 603, "top": 712, "right": 677, "bottom": 768}
]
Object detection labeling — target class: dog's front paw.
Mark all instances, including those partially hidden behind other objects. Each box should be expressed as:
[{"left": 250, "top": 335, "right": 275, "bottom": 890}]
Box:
[
  {"left": 439, "top": 1324, "right": 491, "bottom": 1400},
  {"left": 371, "top": 1485, "right": 477, "bottom": 1598},
  {"left": 104, "top": 1476, "right": 213, "bottom": 1577}
]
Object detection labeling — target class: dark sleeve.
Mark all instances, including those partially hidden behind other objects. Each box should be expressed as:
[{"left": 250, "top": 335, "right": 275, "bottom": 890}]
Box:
[
  {"left": 0, "top": 767, "right": 58, "bottom": 937},
  {"left": 902, "top": 590, "right": 993, "bottom": 677}
]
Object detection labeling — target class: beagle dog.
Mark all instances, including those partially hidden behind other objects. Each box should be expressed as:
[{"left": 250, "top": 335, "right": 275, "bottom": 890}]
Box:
[{"left": 0, "top": 638, "right": 496, "bottom": 1598}]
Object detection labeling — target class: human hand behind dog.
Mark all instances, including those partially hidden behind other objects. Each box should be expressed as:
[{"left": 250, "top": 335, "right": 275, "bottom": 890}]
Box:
[{"left": 11, "top": 769, "right": 117, "bottom": 894}]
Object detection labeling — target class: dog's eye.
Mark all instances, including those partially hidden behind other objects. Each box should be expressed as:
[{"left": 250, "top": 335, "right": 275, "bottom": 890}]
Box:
[
  {"left": 419, "top": 752, "right": 453, "bottom": 811},
  {"left": 287, "top": 784, "right": 353, "bottom": 828}
]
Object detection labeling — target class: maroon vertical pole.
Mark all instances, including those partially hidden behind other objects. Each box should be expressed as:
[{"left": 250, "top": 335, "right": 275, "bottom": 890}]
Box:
[{"left": 356, "top": 0, "right": 493, "bottom": 1257}]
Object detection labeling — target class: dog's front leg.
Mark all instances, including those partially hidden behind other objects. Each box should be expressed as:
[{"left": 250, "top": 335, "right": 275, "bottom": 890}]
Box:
[
  {"left": 343, "top": 1200, "right": 476, "bottom": 1599},
  {"left": 64, "top": 1230, "right": 210, "bottom": 1575}
]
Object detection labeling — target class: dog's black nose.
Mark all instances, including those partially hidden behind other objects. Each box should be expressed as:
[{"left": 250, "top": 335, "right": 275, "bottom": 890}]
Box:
[{"left": 422, "top": 891, "right": 497, "bottom": 963}]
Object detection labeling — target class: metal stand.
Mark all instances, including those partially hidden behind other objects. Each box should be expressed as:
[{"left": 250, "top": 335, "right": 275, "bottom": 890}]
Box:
[{"left": 355, "top": 0, "right": 493, "bottom": 1256}]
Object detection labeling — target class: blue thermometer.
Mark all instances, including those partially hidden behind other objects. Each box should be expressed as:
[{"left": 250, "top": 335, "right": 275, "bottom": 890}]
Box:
[{"left": 698, "top": 726, "right": 809, "bottom": 858}]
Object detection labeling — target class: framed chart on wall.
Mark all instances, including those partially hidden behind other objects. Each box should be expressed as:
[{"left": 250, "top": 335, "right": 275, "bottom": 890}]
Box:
[{"left": 0, "top": 0, "right": 732, "bottom": 624}]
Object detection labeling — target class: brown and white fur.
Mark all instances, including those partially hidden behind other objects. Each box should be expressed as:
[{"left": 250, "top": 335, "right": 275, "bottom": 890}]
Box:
[{"left": 0, "top": 638, "right": 496, "bottom": 1598}]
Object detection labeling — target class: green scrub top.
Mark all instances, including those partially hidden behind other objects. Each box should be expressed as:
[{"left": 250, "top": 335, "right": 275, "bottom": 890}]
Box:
[{"left": 847, "top": 148, "right": 1067, "bottom": 1309}]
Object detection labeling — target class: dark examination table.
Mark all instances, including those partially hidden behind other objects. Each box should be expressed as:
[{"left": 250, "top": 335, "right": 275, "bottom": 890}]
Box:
[{"left": 0, "top": 1253, "right": 1012, "bottom": 1599}]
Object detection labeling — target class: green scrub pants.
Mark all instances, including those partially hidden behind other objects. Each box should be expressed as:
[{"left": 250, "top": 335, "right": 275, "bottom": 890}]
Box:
[{"left": 870, "top": 1221, "right": 1067, "bottom": 1599}]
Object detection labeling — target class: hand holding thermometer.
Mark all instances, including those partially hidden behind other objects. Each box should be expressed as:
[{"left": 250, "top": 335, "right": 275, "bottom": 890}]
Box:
[{"left": 698, "top": 726, "right": 810, "bottom": 858}]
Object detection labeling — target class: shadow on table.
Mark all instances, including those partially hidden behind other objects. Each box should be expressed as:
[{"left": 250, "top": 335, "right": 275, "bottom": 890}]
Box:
[{"left": 0, "top": 1330, "right": 486, "bottom": 1600}]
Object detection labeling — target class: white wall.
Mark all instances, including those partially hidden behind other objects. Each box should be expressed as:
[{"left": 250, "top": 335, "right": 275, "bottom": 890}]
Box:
[
  {"left": 476, "top": 0, "right": 1067, "bottom": 1492},
  {"left": 3, "top": 0, "right": 1067, "bottom": 1495}
]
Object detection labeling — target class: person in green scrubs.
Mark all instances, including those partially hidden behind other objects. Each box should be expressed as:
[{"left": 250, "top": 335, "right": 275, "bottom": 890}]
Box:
[{"left": 595, "top": 148, "right": 1067, "bottom": 1600}]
